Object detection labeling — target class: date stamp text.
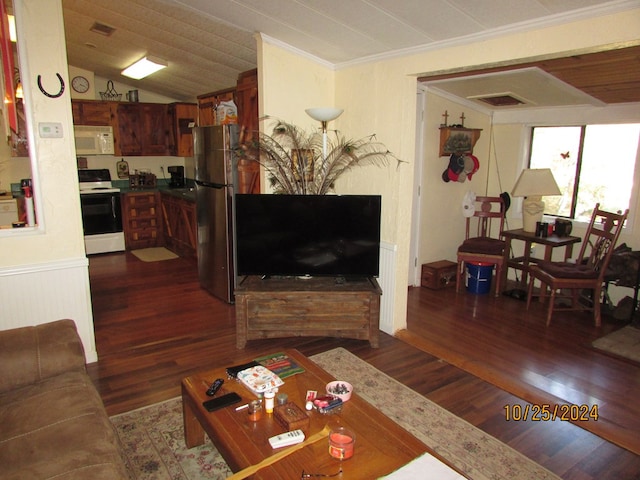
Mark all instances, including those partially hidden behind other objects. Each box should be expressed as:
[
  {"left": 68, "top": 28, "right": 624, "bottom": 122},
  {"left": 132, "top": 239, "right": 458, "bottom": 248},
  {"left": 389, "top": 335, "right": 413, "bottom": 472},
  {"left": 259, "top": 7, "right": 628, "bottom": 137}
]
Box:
[{"left": 504, "top": 403, "right": 599, "bottom": 422}]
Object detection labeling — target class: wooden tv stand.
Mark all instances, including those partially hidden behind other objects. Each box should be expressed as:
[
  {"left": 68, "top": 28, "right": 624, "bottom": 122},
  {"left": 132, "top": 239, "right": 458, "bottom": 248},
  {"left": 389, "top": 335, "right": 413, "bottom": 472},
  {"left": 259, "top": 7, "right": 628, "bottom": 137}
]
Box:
[{"left": 234, "top": 275, "right": 382, "bottom": 349}]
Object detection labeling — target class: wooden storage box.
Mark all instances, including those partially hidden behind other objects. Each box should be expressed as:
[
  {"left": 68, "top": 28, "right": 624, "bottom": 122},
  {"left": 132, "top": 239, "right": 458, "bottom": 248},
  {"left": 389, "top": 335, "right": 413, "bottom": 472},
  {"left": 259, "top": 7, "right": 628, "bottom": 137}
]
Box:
[
  {"left": 274, "top": 402, "right": 310, "bottom": 431},
  {"left": 421, "top": 260, "right": 457, "bottom": 289}
]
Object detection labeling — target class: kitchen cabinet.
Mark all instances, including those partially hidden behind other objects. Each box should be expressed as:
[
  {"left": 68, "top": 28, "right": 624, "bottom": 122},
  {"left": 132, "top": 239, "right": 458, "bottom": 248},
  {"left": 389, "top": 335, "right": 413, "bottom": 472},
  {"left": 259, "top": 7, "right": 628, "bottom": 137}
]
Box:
[
  {"left": 121, "top": 191, "right": 162, "bottom": 249},
  {"left": 236, "top": 69, "right": 258, "bottom": 142},
  {"left": 197, "top": 87, "right": 235, "bottom": 126},
  {"left": 160, "top": 192, "right": 196, "bottom": 259},
  {"left": 71, "top": 100, "right": 116, "bottom": 126},
  {"left": 117, "top": 103, "right": 171, "bottom": 156},
  {"left": 168, "top": 103, "right": 197, "bottom": 157},
  {"left": 235, "top": 69, "right": 260, "bottom": 193}
]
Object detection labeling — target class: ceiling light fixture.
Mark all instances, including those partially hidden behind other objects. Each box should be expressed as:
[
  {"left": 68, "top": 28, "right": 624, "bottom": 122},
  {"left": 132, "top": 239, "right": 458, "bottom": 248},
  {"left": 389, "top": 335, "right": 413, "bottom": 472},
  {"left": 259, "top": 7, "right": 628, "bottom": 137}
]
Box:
[{"left": 121, "top": 56, "right": 167, "bottom": 80}]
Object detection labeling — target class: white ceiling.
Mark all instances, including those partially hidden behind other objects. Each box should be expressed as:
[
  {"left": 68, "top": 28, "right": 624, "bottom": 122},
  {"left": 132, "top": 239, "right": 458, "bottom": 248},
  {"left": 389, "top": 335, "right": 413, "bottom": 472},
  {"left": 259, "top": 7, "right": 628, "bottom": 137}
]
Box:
[{"left": 60, "top": 0, "right": 636, "bottom": 103}]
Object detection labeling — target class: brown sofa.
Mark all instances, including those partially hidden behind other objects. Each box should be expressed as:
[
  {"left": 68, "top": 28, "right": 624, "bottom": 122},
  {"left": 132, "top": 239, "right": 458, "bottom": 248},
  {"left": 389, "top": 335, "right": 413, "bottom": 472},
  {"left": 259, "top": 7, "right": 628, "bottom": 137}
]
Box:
[{"left": 0, "top": 319, "right": 130, "bottom": 479}]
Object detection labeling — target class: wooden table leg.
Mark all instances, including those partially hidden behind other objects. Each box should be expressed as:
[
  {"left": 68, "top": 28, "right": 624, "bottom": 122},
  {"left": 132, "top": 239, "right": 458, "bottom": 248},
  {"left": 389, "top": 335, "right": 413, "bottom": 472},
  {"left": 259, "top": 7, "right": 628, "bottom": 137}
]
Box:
[
  {"left": 520, "top": 239, "right": 532, "bottom": 288},
  {"left": 502, "top": 237, "right": 512, "bottom": 293},
  {"left": 182, "top": 385, "right": 205, "bottom": 448}
]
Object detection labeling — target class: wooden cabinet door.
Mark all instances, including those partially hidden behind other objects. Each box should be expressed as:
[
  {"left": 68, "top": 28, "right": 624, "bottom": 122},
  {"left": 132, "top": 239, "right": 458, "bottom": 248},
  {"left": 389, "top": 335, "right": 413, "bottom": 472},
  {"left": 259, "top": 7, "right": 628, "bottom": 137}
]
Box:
[
  {"left": 236, "top": 69, "right": 258, "bottom": 143},
  {"left": 197, "top": 88, "right": 235, "bottom": 126},
  {"left": 117, "top": 103, "right": 170, "bottom": 156},
  {"left": 168, "top": 103, "right": 197, "bottom": 156},
  {"left": 235, "top": 69, "right": 260, "bottom": 193},
  {"left": 160, "top": 193, "right": 196, "bottom": 258},
  {"left": 117, "top": 103, "right": 143, "bottom": 156},
  {"left": 141, "top": 103, "right": 170, "bottom": 155},
  {"left": 72, "top": 100, "right": 114, "bottom": 125}
]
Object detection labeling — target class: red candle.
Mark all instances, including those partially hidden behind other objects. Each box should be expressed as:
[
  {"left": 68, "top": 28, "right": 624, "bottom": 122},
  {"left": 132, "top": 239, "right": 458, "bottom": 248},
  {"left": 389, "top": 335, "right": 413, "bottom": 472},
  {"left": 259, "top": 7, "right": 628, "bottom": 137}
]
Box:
[{"left": 328, "top": 428, "right": 355, "bottom": 459}]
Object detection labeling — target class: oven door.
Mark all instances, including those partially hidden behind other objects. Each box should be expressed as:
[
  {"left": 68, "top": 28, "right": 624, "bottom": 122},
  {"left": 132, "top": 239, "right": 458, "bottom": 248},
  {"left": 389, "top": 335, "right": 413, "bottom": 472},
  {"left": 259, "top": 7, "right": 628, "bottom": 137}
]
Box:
[{"left": 80, "top": 192, "right": 123, "bottom": 235}]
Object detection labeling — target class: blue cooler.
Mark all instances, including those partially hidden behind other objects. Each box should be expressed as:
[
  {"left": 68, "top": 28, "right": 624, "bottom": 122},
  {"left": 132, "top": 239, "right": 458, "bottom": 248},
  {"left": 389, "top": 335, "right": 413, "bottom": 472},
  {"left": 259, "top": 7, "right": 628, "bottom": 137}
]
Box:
[{"left": 466, "top": 262, "right": 494, "bottom": 294}]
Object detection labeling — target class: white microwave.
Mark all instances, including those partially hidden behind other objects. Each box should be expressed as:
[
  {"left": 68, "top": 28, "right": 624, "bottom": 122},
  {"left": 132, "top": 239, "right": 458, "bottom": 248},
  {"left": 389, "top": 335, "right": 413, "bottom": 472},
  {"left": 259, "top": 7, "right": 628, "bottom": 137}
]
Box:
[{"left": 74, "top": 125, "right": 115, "bottom": 155}]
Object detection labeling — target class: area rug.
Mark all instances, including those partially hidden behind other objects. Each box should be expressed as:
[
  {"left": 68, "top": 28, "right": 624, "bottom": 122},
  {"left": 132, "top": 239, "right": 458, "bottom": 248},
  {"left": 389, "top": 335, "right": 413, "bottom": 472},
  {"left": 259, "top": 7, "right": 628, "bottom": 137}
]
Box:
[
  {"left": 110, "top": 347, "right": 560, "bottom": 480},
  {"left": 592, "top": 325, "right": 640, "bottom": 363},
  {"left": 131, "top": 247, "right": 179, "bottom": 262}
]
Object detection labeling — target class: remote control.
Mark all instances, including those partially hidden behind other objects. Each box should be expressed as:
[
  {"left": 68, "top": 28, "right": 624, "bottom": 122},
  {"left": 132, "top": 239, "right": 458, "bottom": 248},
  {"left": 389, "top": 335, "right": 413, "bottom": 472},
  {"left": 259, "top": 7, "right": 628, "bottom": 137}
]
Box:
[
  {"left": 268, "top": 429, "right": 305, "bottom": 448},
  {"left": 206, "top": 378, "right": 224, "bottom": 396}
]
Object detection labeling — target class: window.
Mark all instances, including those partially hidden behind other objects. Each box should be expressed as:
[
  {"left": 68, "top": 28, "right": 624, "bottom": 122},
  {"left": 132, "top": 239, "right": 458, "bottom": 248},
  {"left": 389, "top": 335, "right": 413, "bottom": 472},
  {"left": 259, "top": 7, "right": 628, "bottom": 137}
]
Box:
[{"left": 528, "top": 124, "right": 640, "bottom": 222}]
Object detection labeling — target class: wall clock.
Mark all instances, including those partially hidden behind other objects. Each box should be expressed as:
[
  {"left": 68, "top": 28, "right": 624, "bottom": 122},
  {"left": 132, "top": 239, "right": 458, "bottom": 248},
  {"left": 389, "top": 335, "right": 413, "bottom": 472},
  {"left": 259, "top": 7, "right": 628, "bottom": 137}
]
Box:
[{"left": 71, "top": 75, "right": 90, "bottom": 93}]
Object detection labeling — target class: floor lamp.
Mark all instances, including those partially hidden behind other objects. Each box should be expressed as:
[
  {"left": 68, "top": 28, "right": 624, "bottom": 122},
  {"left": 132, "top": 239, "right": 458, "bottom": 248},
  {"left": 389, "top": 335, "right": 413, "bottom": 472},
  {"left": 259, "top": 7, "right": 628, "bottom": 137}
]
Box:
[
  {"left": 512, "top": 168, "right": 561, "bottom": 233},
  {"left": 305, "top": 107, "right": 343, "bottom": 160}
]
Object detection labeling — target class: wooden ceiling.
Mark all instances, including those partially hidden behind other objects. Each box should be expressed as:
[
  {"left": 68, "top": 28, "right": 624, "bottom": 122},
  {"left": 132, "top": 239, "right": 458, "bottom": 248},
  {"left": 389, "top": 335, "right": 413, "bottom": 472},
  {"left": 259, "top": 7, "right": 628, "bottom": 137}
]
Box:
[{"left": 418, "top": 45, "right": 640, "bottom": 105}]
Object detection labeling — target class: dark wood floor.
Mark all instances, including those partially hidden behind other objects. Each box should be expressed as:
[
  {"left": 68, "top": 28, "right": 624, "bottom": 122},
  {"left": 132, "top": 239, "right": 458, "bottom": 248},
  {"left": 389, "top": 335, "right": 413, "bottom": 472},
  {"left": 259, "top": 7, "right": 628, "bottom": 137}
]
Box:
[{"left": 86, "top": 252, "right": 640, "bottom": 480}]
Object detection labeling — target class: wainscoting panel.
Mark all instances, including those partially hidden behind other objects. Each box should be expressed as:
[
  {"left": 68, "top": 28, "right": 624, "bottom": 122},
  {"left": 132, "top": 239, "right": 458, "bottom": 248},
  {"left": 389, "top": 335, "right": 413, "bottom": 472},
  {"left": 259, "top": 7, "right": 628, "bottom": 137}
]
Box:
[
  {"left": 0, "top": 257, "right": 97, "bottom": 362},
  {"left": 379, "top": 242, "right": 397, "bottom": 335}
]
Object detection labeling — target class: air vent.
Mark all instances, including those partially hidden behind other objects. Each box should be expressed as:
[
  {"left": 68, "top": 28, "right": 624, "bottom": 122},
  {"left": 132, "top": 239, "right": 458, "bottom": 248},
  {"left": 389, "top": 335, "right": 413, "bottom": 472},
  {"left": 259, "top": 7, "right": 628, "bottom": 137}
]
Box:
[
  {"left": 468, "top": 92, "right": 528, "bottom": 107},
  {"left": 90, "top": 22, "right": 116, "bottom": 37}
]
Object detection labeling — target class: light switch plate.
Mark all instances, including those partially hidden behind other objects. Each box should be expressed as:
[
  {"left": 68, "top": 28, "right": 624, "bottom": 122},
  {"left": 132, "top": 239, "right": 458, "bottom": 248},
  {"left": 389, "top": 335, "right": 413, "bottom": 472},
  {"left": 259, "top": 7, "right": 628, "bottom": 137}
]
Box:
[{"left": 38, "top": 122, "right": 63, "bottom": 138}]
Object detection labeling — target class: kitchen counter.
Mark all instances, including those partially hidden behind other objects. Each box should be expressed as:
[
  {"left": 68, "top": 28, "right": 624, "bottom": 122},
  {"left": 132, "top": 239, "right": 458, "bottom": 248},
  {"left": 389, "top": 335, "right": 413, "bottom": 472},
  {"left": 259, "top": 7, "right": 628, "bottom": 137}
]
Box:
[
  {"left": 118, "top": 185, "right": 196, "bottom": 202},
  {"left": 158, "top": 186, "right": 196, "bottom": 202}
]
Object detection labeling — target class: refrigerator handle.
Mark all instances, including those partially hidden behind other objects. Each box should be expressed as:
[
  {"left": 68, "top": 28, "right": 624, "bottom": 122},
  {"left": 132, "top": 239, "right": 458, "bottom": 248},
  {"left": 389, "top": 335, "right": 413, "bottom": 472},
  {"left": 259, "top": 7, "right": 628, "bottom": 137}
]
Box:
[{"left": 195, "top": 179, "right": 227, "bottom": 189}]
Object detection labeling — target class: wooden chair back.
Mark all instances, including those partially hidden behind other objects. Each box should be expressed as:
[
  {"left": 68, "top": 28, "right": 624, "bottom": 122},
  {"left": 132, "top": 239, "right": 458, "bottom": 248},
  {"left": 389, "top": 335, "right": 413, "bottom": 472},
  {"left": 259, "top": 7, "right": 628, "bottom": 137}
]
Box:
[
  {"left": 575, "top": 203, "right": 629, "bottom": 275},
  {"left": 465, "top": 196, "right": 506, "bottom": 240}
]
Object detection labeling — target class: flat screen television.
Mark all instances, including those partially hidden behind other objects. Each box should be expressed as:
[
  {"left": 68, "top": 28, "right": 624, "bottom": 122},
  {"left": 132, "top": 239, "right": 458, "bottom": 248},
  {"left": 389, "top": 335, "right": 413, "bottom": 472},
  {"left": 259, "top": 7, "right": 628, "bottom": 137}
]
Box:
[{"left": 235, "top": 194, "right": 381, "bottom": 278}]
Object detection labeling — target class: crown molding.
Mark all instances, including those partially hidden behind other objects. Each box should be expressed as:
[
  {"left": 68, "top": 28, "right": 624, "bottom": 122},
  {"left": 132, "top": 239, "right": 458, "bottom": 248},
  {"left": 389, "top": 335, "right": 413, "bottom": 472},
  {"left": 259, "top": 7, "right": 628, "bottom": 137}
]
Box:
[
  {"left": 334, "top": 0, "right": 640, "bottom": 70},
  {"left": 257, "top": 33, "right": 336, "bottom": 70}
]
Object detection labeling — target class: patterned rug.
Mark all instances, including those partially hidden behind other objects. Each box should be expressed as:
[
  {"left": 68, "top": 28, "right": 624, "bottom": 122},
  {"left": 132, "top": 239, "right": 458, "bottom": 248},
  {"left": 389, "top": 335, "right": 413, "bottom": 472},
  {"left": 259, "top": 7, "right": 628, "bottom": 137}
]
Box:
[
  {"left": 110, "top": 347, "right": 559, "bottom": 480},
  {"left": 592, "top": 325, "right": 640, "bottom": 363}
]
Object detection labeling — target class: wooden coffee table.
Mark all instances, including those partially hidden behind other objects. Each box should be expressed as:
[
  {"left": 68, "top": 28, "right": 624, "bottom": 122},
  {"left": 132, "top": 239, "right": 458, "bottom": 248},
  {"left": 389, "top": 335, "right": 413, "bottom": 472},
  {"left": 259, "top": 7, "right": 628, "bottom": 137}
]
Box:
[{"left": 182, "top": 349, "right": 454, "bottom": 478}]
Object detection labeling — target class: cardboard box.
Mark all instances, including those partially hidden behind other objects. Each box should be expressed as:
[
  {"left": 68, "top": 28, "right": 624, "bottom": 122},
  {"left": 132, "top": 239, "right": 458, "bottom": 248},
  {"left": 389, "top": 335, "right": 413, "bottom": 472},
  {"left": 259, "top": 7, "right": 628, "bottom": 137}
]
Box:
[{"left": 421, "top": 260, "right": 457, "bottom": 289}]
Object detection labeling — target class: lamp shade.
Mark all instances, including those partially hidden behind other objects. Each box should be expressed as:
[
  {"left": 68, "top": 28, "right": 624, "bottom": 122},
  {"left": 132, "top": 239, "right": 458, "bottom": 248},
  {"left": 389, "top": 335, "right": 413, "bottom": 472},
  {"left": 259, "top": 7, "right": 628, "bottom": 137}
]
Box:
[
  {"left": 305, "top": 107, "right": 343, "bottom": 122},
  {"left": 511, "top": 168, "right": 561, "bottom": 197}
]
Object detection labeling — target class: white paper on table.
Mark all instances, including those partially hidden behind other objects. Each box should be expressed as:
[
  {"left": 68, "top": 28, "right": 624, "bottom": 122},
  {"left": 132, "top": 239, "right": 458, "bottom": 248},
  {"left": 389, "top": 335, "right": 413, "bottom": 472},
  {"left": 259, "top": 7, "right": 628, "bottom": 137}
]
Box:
[{"left": 380, "top": 452, "right": 466, "bottom": 479}]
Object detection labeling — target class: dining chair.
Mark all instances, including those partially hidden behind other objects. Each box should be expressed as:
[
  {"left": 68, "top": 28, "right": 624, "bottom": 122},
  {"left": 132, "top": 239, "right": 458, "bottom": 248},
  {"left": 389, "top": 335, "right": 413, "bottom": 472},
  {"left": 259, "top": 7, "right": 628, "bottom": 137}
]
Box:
[
  {"left": 526, "top": 204, "right": 629, "bottom": 326},
  {"left": 456, "top": 195, "right": 506, "bottom": 297}
]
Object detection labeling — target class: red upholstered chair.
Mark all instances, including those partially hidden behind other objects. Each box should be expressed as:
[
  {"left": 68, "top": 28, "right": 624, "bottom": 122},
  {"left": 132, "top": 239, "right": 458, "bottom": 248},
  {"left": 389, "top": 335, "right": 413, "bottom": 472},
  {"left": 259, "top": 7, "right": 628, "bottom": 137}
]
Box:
[
  {"left": 456, "top": 196, "right": 506, "bottom": 297},
  {"left": 526, "top": 204, "right": 628, "bottom": 326}
]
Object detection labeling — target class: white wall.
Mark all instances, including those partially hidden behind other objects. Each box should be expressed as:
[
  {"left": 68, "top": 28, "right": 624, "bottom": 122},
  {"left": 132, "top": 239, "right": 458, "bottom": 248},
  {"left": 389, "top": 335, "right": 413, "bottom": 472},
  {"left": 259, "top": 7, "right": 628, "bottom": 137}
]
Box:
[{"left": 0, "top": 0, "right": 96, "bottom": 361}]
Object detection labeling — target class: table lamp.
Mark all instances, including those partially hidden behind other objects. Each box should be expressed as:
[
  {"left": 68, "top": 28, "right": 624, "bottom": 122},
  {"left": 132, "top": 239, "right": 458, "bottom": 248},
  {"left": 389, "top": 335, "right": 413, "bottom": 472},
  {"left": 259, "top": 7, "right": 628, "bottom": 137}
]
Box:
[
  {"left": 511, "top": 168, "right": 561, "bottom": 232},
  {"left": 305, "top": 107, "right": 343, "bottom": 160}
]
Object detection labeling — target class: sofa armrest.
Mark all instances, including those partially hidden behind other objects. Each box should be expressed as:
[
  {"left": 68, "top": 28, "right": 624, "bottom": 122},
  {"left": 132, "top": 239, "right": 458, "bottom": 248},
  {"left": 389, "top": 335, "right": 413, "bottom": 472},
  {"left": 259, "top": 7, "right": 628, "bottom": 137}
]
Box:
[{"left": 0, "top": 319, "right": 86, "bottom": 395}]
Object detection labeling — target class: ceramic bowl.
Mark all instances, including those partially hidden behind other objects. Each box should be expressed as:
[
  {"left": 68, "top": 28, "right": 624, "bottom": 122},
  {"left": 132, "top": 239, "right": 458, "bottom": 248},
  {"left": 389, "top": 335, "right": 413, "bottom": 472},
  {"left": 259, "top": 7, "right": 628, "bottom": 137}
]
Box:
[{"left": 326, "top": 381, "right": 353, "bottom": 402}]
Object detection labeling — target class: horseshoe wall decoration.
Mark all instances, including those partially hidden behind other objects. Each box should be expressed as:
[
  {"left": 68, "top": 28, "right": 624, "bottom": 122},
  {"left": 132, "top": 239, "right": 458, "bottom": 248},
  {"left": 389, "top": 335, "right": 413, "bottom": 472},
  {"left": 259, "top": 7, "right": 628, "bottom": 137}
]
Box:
[{"left": 37, "top": 73, "right": 65, "bottom": 98}]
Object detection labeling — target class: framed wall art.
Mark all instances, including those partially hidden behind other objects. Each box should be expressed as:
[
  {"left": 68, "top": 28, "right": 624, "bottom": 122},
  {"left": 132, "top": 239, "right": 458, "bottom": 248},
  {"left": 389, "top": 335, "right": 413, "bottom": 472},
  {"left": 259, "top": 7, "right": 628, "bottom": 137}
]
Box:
[{"left": 439, "top": 127, "right": 482, "bottom": 156}]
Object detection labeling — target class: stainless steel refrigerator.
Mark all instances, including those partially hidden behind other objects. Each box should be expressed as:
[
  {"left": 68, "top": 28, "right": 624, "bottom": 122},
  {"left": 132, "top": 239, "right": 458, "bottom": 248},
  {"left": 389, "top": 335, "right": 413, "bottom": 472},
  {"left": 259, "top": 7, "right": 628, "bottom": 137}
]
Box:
[{"left": 194, "top": 124, "right": 239, "bottom": 303}]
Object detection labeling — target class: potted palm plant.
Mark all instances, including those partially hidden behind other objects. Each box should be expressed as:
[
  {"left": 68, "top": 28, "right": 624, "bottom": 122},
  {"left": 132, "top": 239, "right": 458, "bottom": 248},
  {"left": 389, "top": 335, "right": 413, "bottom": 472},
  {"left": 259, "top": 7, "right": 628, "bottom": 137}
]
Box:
[{"left": 236, "top": 118, "right": 398, "bottom": 194}]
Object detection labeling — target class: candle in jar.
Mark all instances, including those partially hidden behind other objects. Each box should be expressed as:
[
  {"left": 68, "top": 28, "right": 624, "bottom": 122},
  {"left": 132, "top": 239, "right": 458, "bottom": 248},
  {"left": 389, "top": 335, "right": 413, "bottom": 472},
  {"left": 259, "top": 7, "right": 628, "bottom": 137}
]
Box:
[{"left": 328, "top": 427, "right": 355, "bottom": 460}]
